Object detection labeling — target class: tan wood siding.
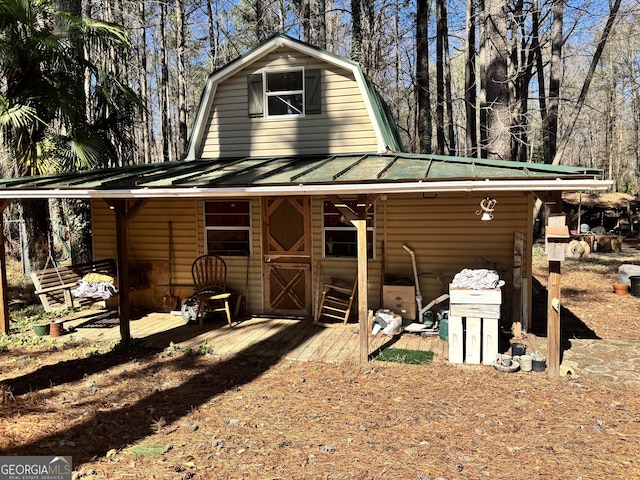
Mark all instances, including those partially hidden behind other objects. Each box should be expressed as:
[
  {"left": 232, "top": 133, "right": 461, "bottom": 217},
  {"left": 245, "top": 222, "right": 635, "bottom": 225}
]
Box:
[
  {"left": 199, "top": 48, "right": 380, "bottom": 158},
  {"left": 311, "top": 192, "right": 533, "bottom": 323},
  {"left": 376, "top": 192, "right": 533, "bottom": 325},
  {"left": 92, "top": 198, "right": 264, "bottom": 313},
  {"left": 92, "top": 192, "right": 533, "bottom": 325}
]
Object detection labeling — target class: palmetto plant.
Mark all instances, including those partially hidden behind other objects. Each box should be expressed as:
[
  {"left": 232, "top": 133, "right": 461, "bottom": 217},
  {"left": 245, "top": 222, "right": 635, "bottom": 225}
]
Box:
[
  {"left": 0, "top": 0, "right": 142, "bottom": 175},
  {"left": 0, "top": 0, "right": 143, "bottom": 272}
]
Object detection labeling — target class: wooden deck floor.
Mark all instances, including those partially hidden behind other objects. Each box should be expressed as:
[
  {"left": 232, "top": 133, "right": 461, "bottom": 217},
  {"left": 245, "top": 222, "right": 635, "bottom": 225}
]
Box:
[{"left": 58, "top": 308, "right": 449, "bottom": 364}]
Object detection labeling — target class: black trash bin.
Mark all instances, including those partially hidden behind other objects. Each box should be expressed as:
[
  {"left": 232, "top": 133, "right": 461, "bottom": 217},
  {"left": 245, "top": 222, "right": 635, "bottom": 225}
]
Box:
[{"left": 630, "top": 276, "right": 640, "bottom": 297}]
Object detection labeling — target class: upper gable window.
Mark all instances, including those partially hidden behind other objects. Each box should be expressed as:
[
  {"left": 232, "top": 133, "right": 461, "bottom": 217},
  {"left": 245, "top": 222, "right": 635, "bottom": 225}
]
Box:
[
  {"left": 248, "top": 69, "right": 321, "bottom": 118},
  {"left": 266, "top": 70, "right": 304, "bottom": 116}
]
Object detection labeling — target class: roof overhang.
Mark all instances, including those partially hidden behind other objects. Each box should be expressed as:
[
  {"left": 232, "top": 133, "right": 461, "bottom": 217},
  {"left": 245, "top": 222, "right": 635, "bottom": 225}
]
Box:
[
  {"left": 0, "top": 153, "right": 612, "bottom": 200},
  {"left": 0, "top": 178, "right": 612, "bottom": 200}
]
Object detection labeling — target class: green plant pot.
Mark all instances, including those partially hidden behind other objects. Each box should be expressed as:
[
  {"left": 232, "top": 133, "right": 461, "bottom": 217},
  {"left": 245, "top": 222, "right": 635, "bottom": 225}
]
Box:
[{"left": 32, "top": 323, "right": 50, "bottom": 336}]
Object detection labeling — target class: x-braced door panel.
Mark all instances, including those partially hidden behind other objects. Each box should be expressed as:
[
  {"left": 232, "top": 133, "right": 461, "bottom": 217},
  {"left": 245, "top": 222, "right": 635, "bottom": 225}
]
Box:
[{"left": 262, "top": 197, "right": 311, "bottom": 316}]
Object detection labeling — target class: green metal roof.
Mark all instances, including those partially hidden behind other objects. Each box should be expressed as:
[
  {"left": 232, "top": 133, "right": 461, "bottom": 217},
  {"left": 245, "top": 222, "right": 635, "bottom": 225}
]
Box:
[{"left": 0, "top": 153, "right": 609, "bottom": 199}]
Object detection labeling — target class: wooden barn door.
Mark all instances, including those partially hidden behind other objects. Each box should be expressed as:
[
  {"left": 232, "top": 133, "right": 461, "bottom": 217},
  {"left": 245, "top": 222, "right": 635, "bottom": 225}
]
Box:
[{"left": 262, "top": 197, "right": 312, "bottom": 317}]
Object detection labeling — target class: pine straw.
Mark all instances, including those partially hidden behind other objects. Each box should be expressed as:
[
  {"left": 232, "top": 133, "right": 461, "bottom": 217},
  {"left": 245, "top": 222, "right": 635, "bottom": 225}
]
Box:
[
  {"left": 1, "top": 345, "right": 639, "bottom": 479},
  {"left": 0, "top": 243, "right": 639, "bottom": 479}
]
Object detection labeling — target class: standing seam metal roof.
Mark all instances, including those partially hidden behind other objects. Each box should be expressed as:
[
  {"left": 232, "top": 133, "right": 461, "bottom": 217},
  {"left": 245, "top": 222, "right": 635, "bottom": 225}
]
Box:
[{"left": 0, "top": 153, "right": 604, "bottom": 192}]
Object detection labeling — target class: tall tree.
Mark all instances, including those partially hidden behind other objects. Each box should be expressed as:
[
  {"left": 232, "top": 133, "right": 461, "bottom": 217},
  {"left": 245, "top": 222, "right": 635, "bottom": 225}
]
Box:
[
  {"left": 138, "top": 1, "right": 151, "bottom": 164},
  {"left": 296, "top": 0, "right": 312, "bottom": 42},
  {"left": 442, "top": 2, "right": 455, "bottom": 156},
  {"left": 479, "top": 0, "right": 510, "bottom": 160},
  {"left": 435, "top": 0, "right": 455, "bottom": 155},
  {"left": 435, "top": 0, "right": 446, "bottom": 155},
  {"left": 508, "top": 0, "right": 536, "bottom": 163},
  {"left": 159, "top": 1, "right": 171, "bottom": 162},
  {"left": 314, "top": 0, "right": 327, "bottom": 48},
  {"left": 175, "top": 0, "right": 188, "bottom": 159},
  {"left": 534, "top": 0, "right": 548, "bottom": 162},
  {"left": 351, "top": 0, "right": 361, "bottom": 61},
  {"left": 464, "top": 0, "right": 477, "bottom": 157},
  {"left": 546, "top": 0, "right": 563, "bottom": 164},
  {"left": 416, "top": 0, "right": 432, "bottom": 154}
]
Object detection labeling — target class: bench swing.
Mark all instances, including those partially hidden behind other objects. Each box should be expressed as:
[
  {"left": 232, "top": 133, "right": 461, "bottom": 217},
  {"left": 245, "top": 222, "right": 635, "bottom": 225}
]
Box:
[{"left": 31, "top": 236, "right": 118, "bottom": 313}]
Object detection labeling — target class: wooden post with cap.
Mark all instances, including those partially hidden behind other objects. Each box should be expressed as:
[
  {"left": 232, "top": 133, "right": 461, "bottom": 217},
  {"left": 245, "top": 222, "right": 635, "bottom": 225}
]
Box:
[{"left": 546, "top": 191, "right": 564, "bottom": 377}]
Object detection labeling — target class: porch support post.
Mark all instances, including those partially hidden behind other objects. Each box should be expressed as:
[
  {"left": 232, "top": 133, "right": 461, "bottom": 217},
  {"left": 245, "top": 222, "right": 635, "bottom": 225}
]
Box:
[
  {"left": 354, "top": 218, "right": 369, "bottom": 363},
  {"left": 547, "top": 191, "right": 563, "bottom": 377},
  {"left": 112, "top": 199, "right": 131, "bottom": 342},
  {"left": 103, "top": 198, "right": 148, "bottom": 343},
  {"left": 327, "top": 194, "right": 375, "bottom": 362},
  {"left": 0, "top": 200, "right": 11, "bottom": 334}
]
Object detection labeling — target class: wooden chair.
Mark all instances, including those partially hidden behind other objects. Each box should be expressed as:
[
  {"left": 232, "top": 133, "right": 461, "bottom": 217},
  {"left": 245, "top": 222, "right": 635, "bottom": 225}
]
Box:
[
  {"left": 191, "top": 254, "right": 232, "bottom": 327},
  {"left": 316, "top": 276, "right": 357, "bottom": 325}
]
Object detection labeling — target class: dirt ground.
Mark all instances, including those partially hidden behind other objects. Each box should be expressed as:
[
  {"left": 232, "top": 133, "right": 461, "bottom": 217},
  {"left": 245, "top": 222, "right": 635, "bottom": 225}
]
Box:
[{"left": 1, "top": 242, "right": 640, "bottom": 479}]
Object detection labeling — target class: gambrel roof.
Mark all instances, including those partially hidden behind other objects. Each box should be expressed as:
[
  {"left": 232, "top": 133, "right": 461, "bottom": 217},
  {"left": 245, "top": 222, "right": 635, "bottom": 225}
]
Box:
[{"left": 186, "top": 34, "right": 404, "bottom": 159}]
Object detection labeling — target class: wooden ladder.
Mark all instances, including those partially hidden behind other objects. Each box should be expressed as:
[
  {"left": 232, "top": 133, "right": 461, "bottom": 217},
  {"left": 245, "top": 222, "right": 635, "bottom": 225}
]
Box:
[{"left": 316, "top": 276, "right": 357, "bottom": 326}]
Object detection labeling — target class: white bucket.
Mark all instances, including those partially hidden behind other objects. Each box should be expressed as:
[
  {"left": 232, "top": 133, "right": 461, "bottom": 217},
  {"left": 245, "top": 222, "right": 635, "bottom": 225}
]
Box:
[{"left": 520, "top": 355, "right": 533, "bottom": 372}]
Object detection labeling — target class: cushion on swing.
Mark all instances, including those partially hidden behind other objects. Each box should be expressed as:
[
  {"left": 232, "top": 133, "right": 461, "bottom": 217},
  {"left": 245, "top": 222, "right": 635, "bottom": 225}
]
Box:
[{"left": 82, "top": 272, "right": 117, "bottom": 286}]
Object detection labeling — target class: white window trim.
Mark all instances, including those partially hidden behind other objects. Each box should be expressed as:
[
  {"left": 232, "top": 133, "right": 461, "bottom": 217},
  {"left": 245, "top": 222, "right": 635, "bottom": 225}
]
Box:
[
  {"left": 264, "top": 67, "right": 305, "bottom": 119},
  {"left": 204, "top": 200, "right": 252, "bottom": 257},
  {"left": 322, "top": 201, "right": 375, "bottom": 260}
]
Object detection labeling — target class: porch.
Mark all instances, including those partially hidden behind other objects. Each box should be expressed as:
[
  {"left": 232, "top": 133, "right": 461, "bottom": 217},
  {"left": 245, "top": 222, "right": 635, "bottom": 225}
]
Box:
[{"left": 56, "top": 308, "right": 448, "bottom": 363}]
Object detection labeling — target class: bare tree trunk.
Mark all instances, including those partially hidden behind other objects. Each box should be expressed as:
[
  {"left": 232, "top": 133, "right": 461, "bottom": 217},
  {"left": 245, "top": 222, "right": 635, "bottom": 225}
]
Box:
[
  {"left": 360, "top": 0, "right": 377, "bottom": 75},
  {"left": 316, "top": 0, "right": 327, "bottom": 48},
  {"left": 435, "top": 0, "right": 446, "bottom": 155},
  {"left": 606, "top": 53, "right": 617, "bottom": 189},
  {"left": 465, "top": 0, "right": 477, "bottom": 157},
  {"left": 534, "top": 0, "right": 548, "bottom": 162},
  {"left": 442, "top": 2, "right": 455, "bottom": 155},
  {"left": 480, "top": 0, "right": 510, "bottom": 160},
  {"left": 634, "top": 89, "right": 640, "bottom": 189},
  {"left": 56, "top": 0, "right": 80, "bottom": 15},
  {"left": 301, "top": 0, "right": 311, "bottom": 42},
  {"left": 255, "top": 0, "right": 266, "bottom": 42},
  {"left": 21, "top": 200, "right": 50, "bottom": 273},
  {"left": 546, "top": 0, "right": 562, "bottom": 163},
  {"left": 416, "top": 0, "right": 432, "bottom": 154},
  {"left": 83, "top": 1, "right": 93, "bottom": 123},
  {"left": 175, "top": 0, "right": 188, "bottom": 160},
  {"left": 351, "top": 0, "right": 361, "bottom": 62},
  {"left": 160, "top": 1, "right": 171, "bottom": 162},
  {"left": 206, "top": 0, "right": 216, "bottom": 70},
  {"left": 509, "top": 0, "right": 535, "bottom": 163},
  {"left": 138, "top": 2, "right": 150, "bottom": 164},
  {"left": 478, "top": 0, "right": 487, "bottom": 158}
]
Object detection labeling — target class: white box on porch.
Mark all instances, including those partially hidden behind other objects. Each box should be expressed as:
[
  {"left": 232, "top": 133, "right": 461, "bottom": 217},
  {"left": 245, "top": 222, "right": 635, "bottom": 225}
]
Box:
[
  {"left": 465, "top": 317, "right": 482, "bottom": 364},
  {"left": 449, "top": 285, "right": 502, "bottom": 304},
  {"left": 448, "top": 316, "right": 464, "bottom": 363},
  {"left": 482, "top": 317, "right": 499, "bottom": 365}
]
